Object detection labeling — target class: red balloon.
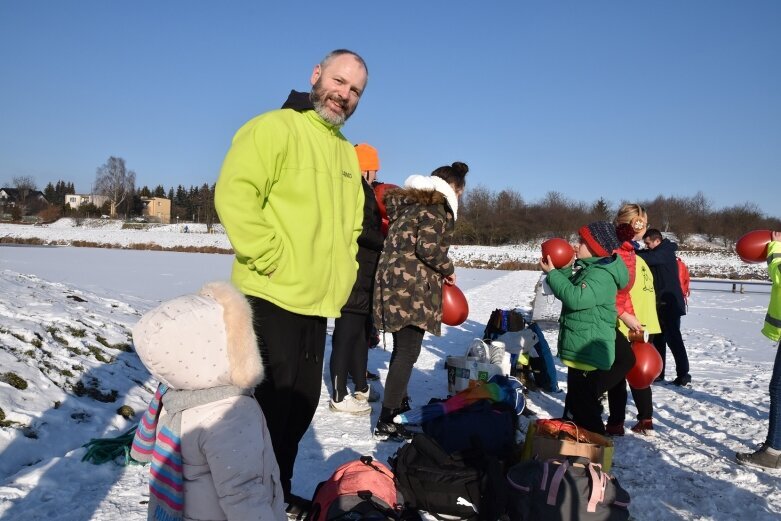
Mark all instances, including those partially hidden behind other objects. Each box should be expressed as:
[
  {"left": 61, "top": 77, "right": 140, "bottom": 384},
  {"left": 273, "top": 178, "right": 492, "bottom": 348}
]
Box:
[
  {"left": 442, "top": 284, "right": 469, "bottom": 326},
  {"left": 380, "top": 218, "right": 389, "bottom": 237},
  {"left": 735, "top": 229, "right": 771, "bottom": 264},
  {"left": 373, "top": 183, "right": 399, "bottom": 222},
  {"left": 541, "top": 238, "right": 574, "bottom": 268},
  {"left": 626, "top": 341, "right": 663, "bottom": 390}
]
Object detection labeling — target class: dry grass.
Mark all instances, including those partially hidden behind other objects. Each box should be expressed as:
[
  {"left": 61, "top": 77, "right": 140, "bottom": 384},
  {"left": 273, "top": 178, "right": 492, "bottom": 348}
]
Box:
[{"left": 1, "top": 236, "right": 233, "bottom": 255}]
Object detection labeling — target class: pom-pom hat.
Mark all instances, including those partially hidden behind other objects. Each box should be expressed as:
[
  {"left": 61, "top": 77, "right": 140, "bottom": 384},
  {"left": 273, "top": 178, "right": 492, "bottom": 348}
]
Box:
[{"left": 578, "top": 221, "right": 621, "bottom": 257}]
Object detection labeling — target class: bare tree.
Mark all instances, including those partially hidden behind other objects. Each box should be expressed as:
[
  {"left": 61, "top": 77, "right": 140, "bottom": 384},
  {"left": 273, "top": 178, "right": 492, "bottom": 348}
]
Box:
[
  {"left": 11, "top": 176, "right": 38, "bottom": 215},
  {"left": 94, "top": 156, "right": 136, "bottom": 218}
]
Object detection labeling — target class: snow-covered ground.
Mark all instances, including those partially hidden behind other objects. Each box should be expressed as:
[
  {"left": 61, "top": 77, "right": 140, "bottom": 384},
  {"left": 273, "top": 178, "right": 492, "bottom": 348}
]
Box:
[{"left": 0, "top": 223, "right": 779, "bottom": 520}]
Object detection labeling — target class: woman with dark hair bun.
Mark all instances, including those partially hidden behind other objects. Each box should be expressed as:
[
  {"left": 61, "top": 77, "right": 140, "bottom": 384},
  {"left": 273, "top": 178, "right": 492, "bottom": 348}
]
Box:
[{"left": 372, "top": 162, "right": 468, "bottom": 441}]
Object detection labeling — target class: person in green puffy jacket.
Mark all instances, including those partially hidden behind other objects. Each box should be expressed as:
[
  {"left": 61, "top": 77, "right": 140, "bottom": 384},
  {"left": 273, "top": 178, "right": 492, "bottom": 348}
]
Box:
[
  {"left": 541, "top": 221, "right": 629, "bottom": 434},
  {"left": 736, "top": 231, "right": 781, "bottom": 469}
]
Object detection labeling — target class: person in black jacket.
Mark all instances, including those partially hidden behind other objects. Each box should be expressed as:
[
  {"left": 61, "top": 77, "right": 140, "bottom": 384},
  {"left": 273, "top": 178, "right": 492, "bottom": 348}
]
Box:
[
  {"left": 328, "top": 143, "right": 385, "bottom": 414},
  {"left": 638, "top": 228, "right": 691, "bottom": 386}
]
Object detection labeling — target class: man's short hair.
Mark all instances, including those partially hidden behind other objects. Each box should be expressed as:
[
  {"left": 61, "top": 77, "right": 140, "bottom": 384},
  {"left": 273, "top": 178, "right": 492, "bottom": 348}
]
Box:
[
  {"left": 320, "top": 49, "right": 368, "bottom": 76},
  {"left": 644, "top": 228, "right": 663, "bottom": 242}
]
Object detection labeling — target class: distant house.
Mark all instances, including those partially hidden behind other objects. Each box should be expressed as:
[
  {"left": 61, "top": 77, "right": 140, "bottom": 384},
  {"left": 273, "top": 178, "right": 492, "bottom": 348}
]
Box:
[
  {"left": 65, "top": 193, "right": 110, "bottom": 210},
  {"left": 0, "top": 187, "right": 49, "bottom": 208},
  {"left": 140, "top": 196, "right": 171, "bottom": 224}
]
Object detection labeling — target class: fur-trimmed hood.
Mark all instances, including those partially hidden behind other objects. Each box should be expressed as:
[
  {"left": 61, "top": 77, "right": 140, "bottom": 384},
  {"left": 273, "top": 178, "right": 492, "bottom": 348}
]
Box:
[
  {"left": 132, "top": 281, "right": 263, "bottom": 390},
  {"left": 403, "top": 174, "right": 459, "bottom": 219},
  {"left": 383, "top": 175, "right": 459, "bottom": 223}
]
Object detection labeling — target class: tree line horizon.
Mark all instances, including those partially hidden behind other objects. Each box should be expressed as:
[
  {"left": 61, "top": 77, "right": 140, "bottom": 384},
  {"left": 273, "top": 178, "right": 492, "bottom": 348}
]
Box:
[{"left": 6, "top": 156, "right": 779, "bottom": 247}]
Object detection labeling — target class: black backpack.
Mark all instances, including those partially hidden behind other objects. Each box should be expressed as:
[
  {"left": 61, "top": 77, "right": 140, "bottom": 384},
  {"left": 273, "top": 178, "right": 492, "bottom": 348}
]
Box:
[{"left": 391, "top": 433, "right": 507, "bottom": 521}]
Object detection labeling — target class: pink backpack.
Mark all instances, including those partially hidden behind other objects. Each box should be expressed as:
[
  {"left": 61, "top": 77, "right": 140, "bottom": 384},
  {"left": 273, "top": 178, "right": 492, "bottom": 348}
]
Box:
[{"left": 308, "top": 456, "right": 403, "bottom": 521}]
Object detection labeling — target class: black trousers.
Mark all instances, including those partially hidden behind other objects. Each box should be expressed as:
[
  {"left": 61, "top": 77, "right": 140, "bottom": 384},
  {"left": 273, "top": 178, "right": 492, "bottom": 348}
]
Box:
[
  {"left": 564, "top": 368, "right": 606, "bottom": 434},
  {"left": 607, "top": 334, "right": 653, "bottom": 422},
  {"left": 596, "top": 331, "right": 637, "bottom": 396},
  {"left": 383, "top": 325, "right": 425, "bottom": 410},
  {"left": 654, "top": 306, "right": 690, "bottom": 379},
  {"left": 330, "top": 311, "right": 370, "bottom": 401},
  {"left": 564, "top": 331, "right": 638, "bottom": 434},
  {"left": 247, "top": 296, "right": 327, "bottom": 499}
]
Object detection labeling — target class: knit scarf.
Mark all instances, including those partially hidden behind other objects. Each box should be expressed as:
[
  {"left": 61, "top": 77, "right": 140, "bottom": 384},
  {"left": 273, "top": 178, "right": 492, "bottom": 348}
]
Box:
[{"left": 131, "top": 383, "right": 251, "bottom": 521}]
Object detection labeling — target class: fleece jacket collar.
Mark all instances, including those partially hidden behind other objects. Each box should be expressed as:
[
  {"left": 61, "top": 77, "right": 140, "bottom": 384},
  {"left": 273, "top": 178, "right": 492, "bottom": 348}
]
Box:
[{"left": 281, "top": 89, "right": 343, "bottom": 135}]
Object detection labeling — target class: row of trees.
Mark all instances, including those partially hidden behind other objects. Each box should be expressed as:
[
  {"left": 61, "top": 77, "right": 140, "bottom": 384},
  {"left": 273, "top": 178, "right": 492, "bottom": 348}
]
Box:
[
  {"left": 7, "top": 155, "right": 779, "bottom": 246},
  {"left": 9, "top": 157, "right": 217, "bottom": 225},
  {"left": 453, "top": 187, "right": 781, "bottom": 246}
]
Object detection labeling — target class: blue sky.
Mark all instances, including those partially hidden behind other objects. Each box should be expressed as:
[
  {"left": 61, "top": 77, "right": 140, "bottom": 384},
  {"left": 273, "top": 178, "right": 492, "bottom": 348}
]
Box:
[{"left": 1, "top": 1, "right": 779, "bottom": 218}]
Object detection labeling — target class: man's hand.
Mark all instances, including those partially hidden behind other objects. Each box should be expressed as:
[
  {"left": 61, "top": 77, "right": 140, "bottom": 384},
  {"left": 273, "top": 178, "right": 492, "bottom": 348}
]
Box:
[{"left": 443, "top": 273, "right": 457, "bottom": 286}]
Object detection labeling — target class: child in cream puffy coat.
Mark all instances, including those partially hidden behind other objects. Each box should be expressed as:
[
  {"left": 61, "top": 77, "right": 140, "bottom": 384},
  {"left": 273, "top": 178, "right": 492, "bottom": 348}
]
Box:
[{"left": 132, "top": 281, "right": 285, "bottom": 521}]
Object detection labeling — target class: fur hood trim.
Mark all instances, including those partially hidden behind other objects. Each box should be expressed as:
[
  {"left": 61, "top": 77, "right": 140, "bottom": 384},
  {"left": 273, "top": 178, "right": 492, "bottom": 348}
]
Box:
[
  {"left": 198, "top": 281, "right": 264, "bottom": 388},
  {"left": 404, "top": 174, "right": 458, "bottom": 220},
  {"left": 132, "top": 281, "right": 263, "bottom": 390}
]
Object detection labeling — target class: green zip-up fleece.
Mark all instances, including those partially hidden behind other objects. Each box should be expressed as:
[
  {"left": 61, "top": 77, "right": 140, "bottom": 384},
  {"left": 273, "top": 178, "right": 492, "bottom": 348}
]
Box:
[
  {"left": 547, "top": 255, "right": 629, "bottom": 370},
  {"left": 762, "top": 240, "right": 781, "bottom": 342},
  {"left": 215, "top": 94, "right": 364, "bottom": 318}
]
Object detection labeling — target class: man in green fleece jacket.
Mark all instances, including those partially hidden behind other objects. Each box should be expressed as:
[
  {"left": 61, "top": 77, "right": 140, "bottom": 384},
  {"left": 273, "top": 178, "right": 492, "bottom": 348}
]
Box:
[{"left": 214, "top": 49, "right": 368, "bottom": 517}]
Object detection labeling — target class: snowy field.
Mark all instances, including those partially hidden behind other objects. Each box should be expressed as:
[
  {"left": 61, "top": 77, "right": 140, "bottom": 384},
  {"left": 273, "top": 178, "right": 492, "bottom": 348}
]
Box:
[{"left": 0, "top": 223, "right": 779, "bottom": 520}]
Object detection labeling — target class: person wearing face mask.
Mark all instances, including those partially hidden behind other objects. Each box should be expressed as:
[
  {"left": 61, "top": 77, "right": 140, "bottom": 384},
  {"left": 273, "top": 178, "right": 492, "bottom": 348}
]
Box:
[{"left": 215, "top": 49, "right": 369, "bottom": 519}]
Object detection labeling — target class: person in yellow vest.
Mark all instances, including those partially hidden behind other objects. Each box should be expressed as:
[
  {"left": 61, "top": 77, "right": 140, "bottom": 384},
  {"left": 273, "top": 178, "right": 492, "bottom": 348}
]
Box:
[
  {"left": 604, "top": 204, "right": 662, "bottom": 436},
  {"left": 736, "top": 231, "right": 781, "bottom": 469}
]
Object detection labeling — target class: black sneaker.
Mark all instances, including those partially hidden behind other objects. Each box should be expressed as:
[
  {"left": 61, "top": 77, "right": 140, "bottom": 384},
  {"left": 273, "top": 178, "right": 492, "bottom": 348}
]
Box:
[
  {"left": 374, "top": 419, "right": 413, "bottom": 442},
  {"left": 672, "top": 375, "right": 691, "bottom": 387},
  {"left": 285, "top": 493, "right": 311, "bottom": 520}
]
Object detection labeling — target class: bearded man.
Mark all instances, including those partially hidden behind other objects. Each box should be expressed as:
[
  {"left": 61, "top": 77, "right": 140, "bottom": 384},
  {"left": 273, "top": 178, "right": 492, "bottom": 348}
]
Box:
[{"left": 215, "top": 49, "right": 368, "bottom": 519}]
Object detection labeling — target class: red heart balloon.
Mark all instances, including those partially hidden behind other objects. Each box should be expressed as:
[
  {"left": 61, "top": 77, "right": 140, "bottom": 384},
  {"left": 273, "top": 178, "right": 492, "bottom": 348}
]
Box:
[
  {"left": 442, "top": 284, "right": 469, "bottom": 326},
  {"left": 541, "top": 238, "right": 574, "bottom": 268},
  {"left": 626, "top": 341, "right": 663, "bottom": 390},
  {"left": 735, "top": 229, "right": 771, "bottom": 264},
  {"left": 373, "top": 183, "right": 399, "bottom": 222}
]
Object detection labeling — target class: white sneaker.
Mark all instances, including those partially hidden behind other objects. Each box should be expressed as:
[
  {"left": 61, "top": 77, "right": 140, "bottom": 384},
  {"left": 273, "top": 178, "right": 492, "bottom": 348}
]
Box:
[
  {"left": 354, "top": 385, "right": 380, "bottom": 403},
  {"left": 329, "top": 395, "right": 371, "bottom": 415}
]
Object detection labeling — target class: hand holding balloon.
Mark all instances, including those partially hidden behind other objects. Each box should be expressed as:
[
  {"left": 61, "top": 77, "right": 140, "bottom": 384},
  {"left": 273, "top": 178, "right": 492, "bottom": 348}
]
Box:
[
  {"left": 539, "top": 255, "right": 555, "bottom": 273},
  {"left": 541, "top": 238, "right": 575, "bottom": 269}
]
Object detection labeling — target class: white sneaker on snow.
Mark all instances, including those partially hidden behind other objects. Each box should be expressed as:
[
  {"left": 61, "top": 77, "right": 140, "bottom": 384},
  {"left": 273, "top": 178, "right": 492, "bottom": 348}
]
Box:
[
  {"left": 329, "top": 394, "right": 371, "bottom": 415},
  {"left": 354, "top": 385, "right": 380, "bottom": 403}
]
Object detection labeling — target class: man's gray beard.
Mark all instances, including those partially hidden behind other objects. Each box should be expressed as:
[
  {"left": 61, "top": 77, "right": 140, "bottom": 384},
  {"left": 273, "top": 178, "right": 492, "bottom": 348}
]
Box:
[{"left": 310, "top": 87, "right": 347, "bottom": 126}]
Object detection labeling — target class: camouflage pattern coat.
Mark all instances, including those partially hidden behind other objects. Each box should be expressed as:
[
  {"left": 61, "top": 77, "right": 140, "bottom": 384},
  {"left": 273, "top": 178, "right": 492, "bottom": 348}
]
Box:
[{"left": 373, "top": 187, "right": 455, "bottom": 336}]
